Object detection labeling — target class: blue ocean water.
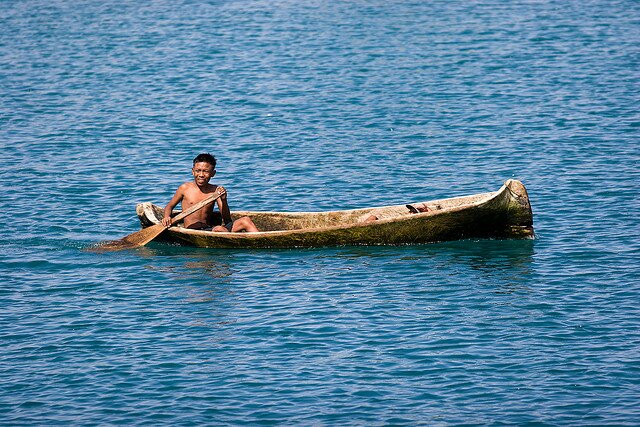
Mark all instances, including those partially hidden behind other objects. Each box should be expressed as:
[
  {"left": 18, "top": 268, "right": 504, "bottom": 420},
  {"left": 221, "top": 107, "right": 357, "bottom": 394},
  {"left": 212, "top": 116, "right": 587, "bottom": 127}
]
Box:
[{"left": 1, "top": 0, "right": 639, "bottom": 424}]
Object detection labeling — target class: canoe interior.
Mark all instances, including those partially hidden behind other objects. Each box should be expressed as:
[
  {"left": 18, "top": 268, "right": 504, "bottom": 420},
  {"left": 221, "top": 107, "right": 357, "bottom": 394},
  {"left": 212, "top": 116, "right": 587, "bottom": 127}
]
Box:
[{"left": 140, "top": 191, "right": 496, "bottom": 232}]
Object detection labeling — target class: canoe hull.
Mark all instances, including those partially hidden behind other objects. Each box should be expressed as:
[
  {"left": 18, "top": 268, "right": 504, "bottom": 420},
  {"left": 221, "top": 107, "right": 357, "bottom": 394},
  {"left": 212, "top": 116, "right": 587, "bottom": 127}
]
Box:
[{"left": 136, "top": 180, "right": 533, "bottom": 249}]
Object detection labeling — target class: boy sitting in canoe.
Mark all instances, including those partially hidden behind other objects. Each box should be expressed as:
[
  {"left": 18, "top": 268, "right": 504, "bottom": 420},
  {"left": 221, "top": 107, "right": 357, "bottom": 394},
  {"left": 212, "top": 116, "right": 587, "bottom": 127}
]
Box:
[{"left": 161, "top": 153, "right": 259, "bottom": 232}]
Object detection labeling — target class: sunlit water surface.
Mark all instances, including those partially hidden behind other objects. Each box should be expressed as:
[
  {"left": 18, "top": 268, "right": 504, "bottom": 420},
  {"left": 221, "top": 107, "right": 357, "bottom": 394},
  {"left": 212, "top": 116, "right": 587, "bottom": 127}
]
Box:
[{"left": 1, "top": 0, "right": 639, "bottom": 425}]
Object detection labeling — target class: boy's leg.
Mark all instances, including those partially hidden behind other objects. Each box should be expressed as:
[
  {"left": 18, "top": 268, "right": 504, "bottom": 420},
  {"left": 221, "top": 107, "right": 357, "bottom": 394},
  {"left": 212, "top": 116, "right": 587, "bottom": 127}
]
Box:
[{"left": 231, "top": 216, "right": 259, "bottom": 232}]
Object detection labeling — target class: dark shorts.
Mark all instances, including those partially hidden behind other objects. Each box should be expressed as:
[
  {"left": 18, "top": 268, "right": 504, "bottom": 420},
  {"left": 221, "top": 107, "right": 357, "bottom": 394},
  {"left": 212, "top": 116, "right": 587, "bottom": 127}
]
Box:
[
  {"left": 186, "top": 221, "right": 233, "bottom": 231},
  {"left": 186, "top": 222, "right": 212, "bottom": 231}
]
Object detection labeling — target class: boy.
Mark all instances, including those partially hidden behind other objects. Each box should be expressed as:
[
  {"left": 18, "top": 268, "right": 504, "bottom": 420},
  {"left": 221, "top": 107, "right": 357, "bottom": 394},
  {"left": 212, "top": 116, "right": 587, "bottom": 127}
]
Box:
[{"left": 161, "top": 153, "right": 259, "bottom": 232}]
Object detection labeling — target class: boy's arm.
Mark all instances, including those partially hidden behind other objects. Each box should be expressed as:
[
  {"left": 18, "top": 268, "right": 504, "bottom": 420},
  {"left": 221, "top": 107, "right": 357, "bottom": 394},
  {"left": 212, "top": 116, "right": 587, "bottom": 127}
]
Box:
[
  {"left": 215, "top": 186, "right": 232, "bottom": 224},
  {"left": 162, "top": 185, "right": 186, "bottom": 226}
]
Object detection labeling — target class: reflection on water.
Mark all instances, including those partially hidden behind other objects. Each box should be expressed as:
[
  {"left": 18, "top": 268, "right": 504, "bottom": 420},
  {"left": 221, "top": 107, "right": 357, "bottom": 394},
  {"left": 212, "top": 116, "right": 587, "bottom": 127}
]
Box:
[
  {"left": 425, "top": 239, "right": 536, "bottom": 295},
  {"left": 183, "top": 260, "right": 235, "bottom": 280},
  {"left": 141, "top": 245, "right": 235, "bottom": 276},
  {"left": 141, "top": 245, "right": 237, "bottom": 308},
  {"left": 331, "top": 239, "right": 536, "bottom": 296},
  {"left": 332, "top": 239, "right": 534, "bottom": 269},
  {"left": 138, "top": 239, "right": 536, "bottom": 305},
  {"left": 427, "top": 239, "right": 535, "bottom": 271},
  {"left": 140, "top": 238, "right": 535, "bottom": 278}
]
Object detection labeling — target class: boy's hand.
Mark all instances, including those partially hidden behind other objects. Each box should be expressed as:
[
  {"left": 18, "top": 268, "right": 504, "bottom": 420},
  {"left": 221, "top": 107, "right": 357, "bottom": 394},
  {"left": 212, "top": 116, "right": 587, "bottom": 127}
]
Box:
[
  {"left": 216, "top": 186, "right": 227, "bottom": 199},
  {"left": 161, "top": 216, "right": 172, "bottom": 227}
]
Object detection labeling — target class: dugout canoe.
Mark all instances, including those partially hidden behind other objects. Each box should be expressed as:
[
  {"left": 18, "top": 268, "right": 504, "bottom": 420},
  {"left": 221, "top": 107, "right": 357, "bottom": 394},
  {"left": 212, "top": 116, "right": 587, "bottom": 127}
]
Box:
[{"left": 136, "top": 179, "right": 533, "bottom": 249}]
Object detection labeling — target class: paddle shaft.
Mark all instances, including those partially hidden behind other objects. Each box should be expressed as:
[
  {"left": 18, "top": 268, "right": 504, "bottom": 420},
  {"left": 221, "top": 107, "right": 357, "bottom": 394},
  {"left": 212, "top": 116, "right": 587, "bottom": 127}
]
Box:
[
  {"left": 90, "top": 190, "right": 225, "bottom": 252},
  {"left": 167, "top": 190, "right": 225, "bottom": 226}
]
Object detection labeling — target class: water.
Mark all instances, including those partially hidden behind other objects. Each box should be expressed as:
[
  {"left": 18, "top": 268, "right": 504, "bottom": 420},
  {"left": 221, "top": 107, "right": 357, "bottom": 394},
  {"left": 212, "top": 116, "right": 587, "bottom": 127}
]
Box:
[{"left": 1, "top": 0, "right": 639, "bottom": 424}]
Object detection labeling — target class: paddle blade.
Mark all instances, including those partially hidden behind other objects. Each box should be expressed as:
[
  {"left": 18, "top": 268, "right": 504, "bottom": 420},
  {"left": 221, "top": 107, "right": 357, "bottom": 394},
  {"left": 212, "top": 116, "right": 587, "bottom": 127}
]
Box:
[{"left": 90, "top": 223, "right": 167, "bottom": 252}]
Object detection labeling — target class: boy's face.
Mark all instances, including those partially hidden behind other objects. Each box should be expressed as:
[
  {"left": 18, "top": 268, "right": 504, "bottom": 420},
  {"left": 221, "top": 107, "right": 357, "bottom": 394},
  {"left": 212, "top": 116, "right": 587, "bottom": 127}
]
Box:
[{"left": 192, "top": 161, "right": 215, "bottom": 186}]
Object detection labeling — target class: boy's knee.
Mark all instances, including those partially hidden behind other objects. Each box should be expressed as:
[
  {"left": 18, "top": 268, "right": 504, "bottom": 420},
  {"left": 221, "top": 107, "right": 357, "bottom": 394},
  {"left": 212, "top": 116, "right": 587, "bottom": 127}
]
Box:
[{"left": 235, "top": 216, "right": 258, "bottom": 232}]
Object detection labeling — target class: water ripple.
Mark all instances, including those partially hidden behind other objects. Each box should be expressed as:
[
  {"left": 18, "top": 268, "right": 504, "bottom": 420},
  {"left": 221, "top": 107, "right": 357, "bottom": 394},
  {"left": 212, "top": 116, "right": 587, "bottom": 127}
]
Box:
[{"left": 2, "top": 0, "right": 640, "bottom": 425}]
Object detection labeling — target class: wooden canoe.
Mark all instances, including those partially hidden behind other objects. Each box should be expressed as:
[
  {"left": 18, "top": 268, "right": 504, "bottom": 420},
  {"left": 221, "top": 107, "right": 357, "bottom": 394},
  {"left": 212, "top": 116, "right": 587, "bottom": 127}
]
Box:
[{"left": 136, "top": 179, "right": 534, "bottom": 249}]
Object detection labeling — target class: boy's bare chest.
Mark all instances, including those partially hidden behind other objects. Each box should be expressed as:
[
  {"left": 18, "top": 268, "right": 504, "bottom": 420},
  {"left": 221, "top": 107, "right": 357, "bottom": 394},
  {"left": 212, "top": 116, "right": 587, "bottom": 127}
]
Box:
[{"left": 184, "top": 186, "right": 217, "bottom": 207}]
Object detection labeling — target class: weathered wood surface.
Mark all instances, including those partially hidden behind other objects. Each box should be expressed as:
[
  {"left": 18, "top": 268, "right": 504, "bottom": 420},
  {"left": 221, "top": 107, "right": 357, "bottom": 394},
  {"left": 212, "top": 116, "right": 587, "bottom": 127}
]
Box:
[{"left": 136, "top": 180, "right": 534, "bottom": 249}]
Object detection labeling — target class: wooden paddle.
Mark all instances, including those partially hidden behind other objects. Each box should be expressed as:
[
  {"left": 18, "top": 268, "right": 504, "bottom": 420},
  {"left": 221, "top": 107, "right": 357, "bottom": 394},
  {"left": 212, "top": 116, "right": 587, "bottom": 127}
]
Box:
[{"left": 92, "top": 190, "right": 225, "bottom": 252}]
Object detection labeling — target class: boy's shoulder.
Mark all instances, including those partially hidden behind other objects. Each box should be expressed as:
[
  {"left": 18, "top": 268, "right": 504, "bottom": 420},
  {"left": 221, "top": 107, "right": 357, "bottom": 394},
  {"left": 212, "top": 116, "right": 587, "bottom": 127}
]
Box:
[{"left": 177, "top": 181, "right": 195, "bottom": 191}]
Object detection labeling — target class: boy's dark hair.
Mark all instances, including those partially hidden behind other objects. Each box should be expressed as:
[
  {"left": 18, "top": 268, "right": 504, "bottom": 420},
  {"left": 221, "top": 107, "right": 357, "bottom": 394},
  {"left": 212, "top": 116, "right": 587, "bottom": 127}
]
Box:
[{"left": 193, "top": 153, "right": 216, "bottom": 168}]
